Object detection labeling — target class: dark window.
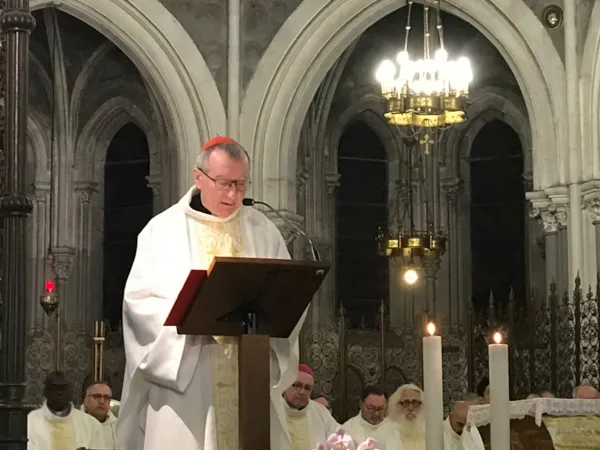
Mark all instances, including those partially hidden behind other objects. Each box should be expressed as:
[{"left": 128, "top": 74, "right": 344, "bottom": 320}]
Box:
[
  {"left": 335, "top": 122, "right": 389, "bottom": 327},
  {"left": 103, "top": 123, "right": 153, "bottom": 326},
  {"left": 469, "top": 119, "right": 525, "bottom": 311}
]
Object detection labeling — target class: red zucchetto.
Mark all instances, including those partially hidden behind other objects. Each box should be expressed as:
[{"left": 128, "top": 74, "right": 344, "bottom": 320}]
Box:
[
  {"left": 298, "top": 364, "right": 314, "bottom": 377},
  {"left": 201, "top": 135, "right": 239, "bottom": 150}
]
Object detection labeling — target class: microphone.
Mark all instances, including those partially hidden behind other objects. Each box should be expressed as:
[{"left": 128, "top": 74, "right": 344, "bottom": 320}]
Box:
[{"left": 243, "top": 198, "right": 321, "bottom": 261}]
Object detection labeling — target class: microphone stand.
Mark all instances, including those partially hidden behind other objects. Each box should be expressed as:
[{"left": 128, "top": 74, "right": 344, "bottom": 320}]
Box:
[{"left": 243, "top": 198, "right": 321, "bottom": 261}]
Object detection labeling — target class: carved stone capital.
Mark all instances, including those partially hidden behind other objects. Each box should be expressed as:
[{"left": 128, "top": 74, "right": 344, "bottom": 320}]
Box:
[
  {"left": 30, "top": 182, "right": 50, "bottom": 203},
  {"left": 74, "top": 181, "right": 99, "bottom": 204},
  {"left": 145, "top": 174, "right": 161, "bottom": 197},
  {"left": 50, "top": 246, "right": 77, "bottom": 281},
  {"left": 584, "top": 197, "right": 600, "bottom": 223},
  {"left": 531, "top": 207, "right": 558, "bottom": 234},
  {"left": 442, "top": 178, "right": 463, "bottom": 202},
  {"left": 325, "top": 172, "right": 341, "bottom": 195},
  {"left": 296, "top": 168, "right": 309, "bottom": 194},
  {"left": 265, "top": 210, "right": 304, "bottom": 244},
  {"left": 553, "top": 206, "right": 568, "bottom": 228}
]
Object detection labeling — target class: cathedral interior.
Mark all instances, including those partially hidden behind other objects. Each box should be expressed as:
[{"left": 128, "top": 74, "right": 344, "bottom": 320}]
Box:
[{"left": 1, "top": 0, "right": 600, "bottom": 440}]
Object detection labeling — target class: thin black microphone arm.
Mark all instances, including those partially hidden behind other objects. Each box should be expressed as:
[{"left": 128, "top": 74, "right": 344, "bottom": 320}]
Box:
[{"left": 243, "top": 198, "right": 321, "bottom": 261}]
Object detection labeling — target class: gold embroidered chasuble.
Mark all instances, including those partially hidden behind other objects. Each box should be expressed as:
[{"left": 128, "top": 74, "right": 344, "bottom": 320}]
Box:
[
  {"left": 192, "top": 214, "right": 242, "bottom": 450},
  {"left": 48, "top": 417, "right": 77, "bottom": 450}
]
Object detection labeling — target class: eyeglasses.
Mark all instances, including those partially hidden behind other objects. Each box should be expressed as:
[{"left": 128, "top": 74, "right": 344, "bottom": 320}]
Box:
[
  {"left": 198, "top": 169, "right": 251, "bottom": 192},
  {"left": 87, "top": 393, "right": 112, "bottom": 402},
  {"left": 399, "top": 399, "right": 422, "bottom": 409}
]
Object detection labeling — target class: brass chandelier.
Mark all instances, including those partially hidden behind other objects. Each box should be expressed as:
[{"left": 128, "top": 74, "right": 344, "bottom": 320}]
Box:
[
  {"left": 375, "top": 0, "right": 472, "bottom": 151},
  {"left": 377, "top": 138, "right": 446, "bottom": 285}
]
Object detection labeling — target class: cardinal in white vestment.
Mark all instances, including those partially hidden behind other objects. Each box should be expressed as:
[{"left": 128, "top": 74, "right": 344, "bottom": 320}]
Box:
[
  {"left": 387, "top": 384, "right": 425, "bottom": 450},
  {"left": 28, "top": 371, "right": 103, "bottom": 450},
  {"left": 272, "top": 364, "right": 355, "bottom": 450},
  {"left": 81, "top": 381, "right": 121, "bottom": 449},
  {"left": 343, "top": 386, "right": 401, "bottom": 450},
  {"left": 116, "top": 136, "right": 307, "bottom": 450}
]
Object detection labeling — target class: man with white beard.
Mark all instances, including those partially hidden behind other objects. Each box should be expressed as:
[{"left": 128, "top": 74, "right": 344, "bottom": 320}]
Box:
[
  {"left": 342, "top": 385, "right": 400, "bottom": 449},
  {"left": 387, "top": 384, "right": 425, "bottom": 450}
]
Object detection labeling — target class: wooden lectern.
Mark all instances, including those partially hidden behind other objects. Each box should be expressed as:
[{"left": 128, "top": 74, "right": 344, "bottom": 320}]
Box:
[{"left": 165, "top": 256, "right": 331, "bottom": 450}]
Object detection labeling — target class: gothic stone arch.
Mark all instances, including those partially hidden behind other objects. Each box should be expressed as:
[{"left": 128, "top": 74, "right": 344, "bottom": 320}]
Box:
[
  {"left": 30, "top": 0, "right": 226, "bottom": 196},
  {"left": 241, "top": 0, "right": 566, "bottom": 214}
]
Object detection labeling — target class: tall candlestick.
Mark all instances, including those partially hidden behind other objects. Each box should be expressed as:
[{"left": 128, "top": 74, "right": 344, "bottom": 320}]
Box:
[
  {"left": 423, "top": 322, "right": 444, "bottom": 450},
  {"left": 489, "top": 331, "right": 510, "bottom": 450}
]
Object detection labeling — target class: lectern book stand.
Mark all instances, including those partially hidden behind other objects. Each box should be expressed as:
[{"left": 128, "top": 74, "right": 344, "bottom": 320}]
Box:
[{"left": 165, "top": 256, "right": 331, "bottom": 450}]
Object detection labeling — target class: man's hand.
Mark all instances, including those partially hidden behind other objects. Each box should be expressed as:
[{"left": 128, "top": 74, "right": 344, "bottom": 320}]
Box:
[
  {"left": 326, "top": 427, "right": 355, "bottom": 450},
  {"left": 357, "top": 438, "right": 380, "bottom": 450}
]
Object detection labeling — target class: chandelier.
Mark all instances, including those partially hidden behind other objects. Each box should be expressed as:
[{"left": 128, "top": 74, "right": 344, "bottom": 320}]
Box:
[
  {"left": 377, "top": 138, "right": 446, "bottom": 284},
  {"left": 375, "top": 1, "right": 472, "bottom": 150}
]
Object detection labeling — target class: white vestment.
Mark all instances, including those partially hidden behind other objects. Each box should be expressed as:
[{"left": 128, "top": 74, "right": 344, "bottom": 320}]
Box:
[
  {"left": 80, "top": 405, "right": 121, "bottom": 450},
  {"left": 443, "top": 417, "right": 463, "bottom": 450},
  {"left": 117, "top": 187, "right": 306, "bottom": 450},
  {"left": 342, "top": 415, "right": 402, "bottom": 450},
  {"left": 27, "top": 403, "right": 103, "bottom": 450},
  {"left": 272, "top": 398, "right": 345, "bottom": 450}
]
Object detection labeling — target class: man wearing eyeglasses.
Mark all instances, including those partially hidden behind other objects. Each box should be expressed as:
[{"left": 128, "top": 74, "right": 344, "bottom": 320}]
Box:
[
  {"left": 387, "top": 384, "right": 425, "bottom": 450},
  {"left": 342, "top": 386, "right": 400, "bottom": 449},
  {"left": 117, "top": 136, "right": 306, "bottom": 450},
  {"left": 82, "top": 381, "right": 121, "bottom": 449}
]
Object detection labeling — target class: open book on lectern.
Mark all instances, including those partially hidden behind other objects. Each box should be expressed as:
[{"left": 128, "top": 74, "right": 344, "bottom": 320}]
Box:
[{"left": 164, "top": 256, "right": 331, "bottom": 338}]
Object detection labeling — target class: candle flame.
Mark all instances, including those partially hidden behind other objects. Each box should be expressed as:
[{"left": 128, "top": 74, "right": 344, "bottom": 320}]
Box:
[
  {"left": 426, "top": 322, "right": 436, "bottom": 336},
  {"left": 493, "top": 332, "right": 502, "bottom": 344}
]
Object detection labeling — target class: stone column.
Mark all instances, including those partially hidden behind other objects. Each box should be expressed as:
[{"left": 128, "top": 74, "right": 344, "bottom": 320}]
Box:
[
  {"left": 555, "top": 207, "right": 569, "bottom": 295},
  {"left": 29, "top": 184, "right": 50, "bottom": 327},
  {"left": 585, "top": 198, "right": 600, "bottom": 274},
  {"left": 443, "top": 179, "right": 463, "bottom": 323},
  {"left": 74, "top": 182, "right": 98, "bottom": 324},
  {"left": 0, "top": 0, "right": 36, "bottom": 446},
  {"left": 533, "top": 208, "right": 559, "bottom": 298},
  {"left": 145, "top": 174, "right": 161, "bottom": 214}
]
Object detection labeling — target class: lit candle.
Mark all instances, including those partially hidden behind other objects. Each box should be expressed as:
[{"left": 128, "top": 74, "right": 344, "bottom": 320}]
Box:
[
  {"left": 422, "top": 322, "right": 444, "bottom": 450},
  {"left": 489, "top": 331, "right": 510, "bottom": 450}
]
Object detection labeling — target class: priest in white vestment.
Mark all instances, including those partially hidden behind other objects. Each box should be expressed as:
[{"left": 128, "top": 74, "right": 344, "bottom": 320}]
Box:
[
  {"left": 28, "top": 371, "right": 103, "bottom": 450},
  {"left": 117, "top": 136, "right": 307, "bottom": 450},
  {"left": 343, "top": 385, "right": 401, "bottom": 450},
  {"left": 272, "top": 364, "right": 354, "bottom": 450},
  {"left": 443, "top": 399, "right": 479, "bottom": 450},
  {"left": 387, "top": 384, "right": 425, "bottom": 450},
  {"left": 81, "top": 381, "right": 121, "bottom": 449}
]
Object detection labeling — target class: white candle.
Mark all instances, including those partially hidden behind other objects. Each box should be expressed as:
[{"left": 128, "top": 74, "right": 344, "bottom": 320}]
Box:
[
  {"left": 489, "top": 331, "right": 510, "bottom": 450},
  {"left": 422, "top": 322, "right": 444, "bottom": 450}
]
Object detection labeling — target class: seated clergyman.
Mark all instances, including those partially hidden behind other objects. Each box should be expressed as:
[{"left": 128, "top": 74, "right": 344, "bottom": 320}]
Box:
[
  {"left": 28, "top": 371, "right": 103, "bottom": 449},
  {"left": 81, "top": 381, "right": 122, "bottom": 449}
]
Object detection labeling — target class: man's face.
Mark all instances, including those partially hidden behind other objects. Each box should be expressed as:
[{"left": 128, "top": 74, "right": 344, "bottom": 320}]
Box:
[
  {"left": 283, "top": 371, "right": 313, "bottom": 409},
  {"left": 193, "top": 149, "right": 249, "bottom": 218},
  {"left": 44, "top": 376, "right": 72, "bottom": 411},
  {"left": 84, "top": 383, "right": 112, "bottom": 421},
  {"left": 361, "top": 394, "right": 386, "bottom": 425},
  {"left": 449, "top": 401, "right": 471, "bottom": 435},
  {"left": 398, "top": 389, "right": 422, "bottom": 420}
]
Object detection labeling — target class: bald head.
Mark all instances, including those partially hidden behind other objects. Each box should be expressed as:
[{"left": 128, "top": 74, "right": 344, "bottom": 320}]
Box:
[
  {"left": 574, "top": 384, "right": 600, "bottom": 399},
  {"left": 449, "top": 400, "right": 474, "bottom": 435}
]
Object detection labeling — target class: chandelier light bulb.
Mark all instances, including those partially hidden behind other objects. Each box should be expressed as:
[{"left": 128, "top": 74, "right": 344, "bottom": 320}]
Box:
[
  {"left": 375, "top": 60, "right": 396, "bottom": 86},
  {"left": 403, "top": 268, "right": 419, "bottom": 285}
]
